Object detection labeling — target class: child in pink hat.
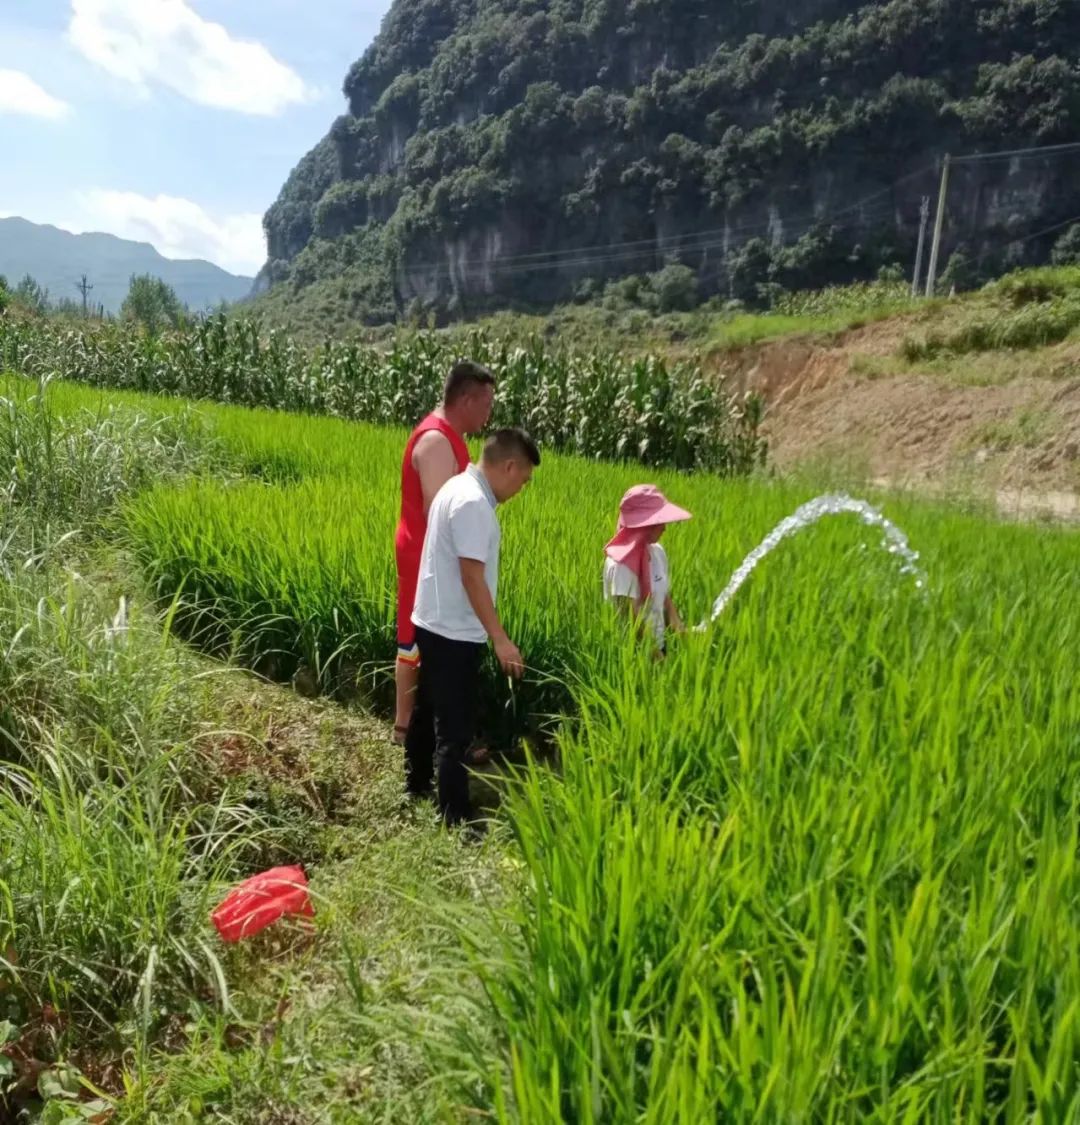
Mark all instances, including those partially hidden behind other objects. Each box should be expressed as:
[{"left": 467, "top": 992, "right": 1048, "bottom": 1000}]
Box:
[{"left": 603, "top": 484, "right": 691, "bottom": 650}]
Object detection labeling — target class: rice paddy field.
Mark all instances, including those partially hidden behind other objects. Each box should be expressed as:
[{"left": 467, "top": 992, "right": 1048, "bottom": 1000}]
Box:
[{"left": 2, "top": 370, "right": 1080, "bottom": 1120}]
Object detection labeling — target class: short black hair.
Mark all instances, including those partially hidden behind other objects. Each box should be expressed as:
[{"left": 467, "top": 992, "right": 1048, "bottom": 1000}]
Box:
[
  {"left": 481, "top": 427, "right": 541, "bottom": 467},
  {"left": 443, "top": 359, "right": 496, "bottom": 406}
]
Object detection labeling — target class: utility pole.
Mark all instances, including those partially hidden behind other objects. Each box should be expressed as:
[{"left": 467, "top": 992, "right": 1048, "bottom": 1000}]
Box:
[
  {"left": 925, "top": 154, "right": 951, "bottom": 298},
  {"left": 911, "top": 196, "right": 930, "bottom": 298},
  {"left": 75, "top": 274, "right": 94, "bottom": 317}
]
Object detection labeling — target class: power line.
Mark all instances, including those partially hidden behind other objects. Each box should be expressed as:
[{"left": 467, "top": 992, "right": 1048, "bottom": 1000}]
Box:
[
  {"left": 1011, "top": 212, "right": 1080, "bottom": 247},
  {"left": 400, "top": 138, "right": 1080, "bottom": 288},
  {"left": 430, "top": 201, "right": 905, "bottom": 281},
  {"left": 952, "top": 140, "right": 1080, "bottom": 166},
  {"left": 818, "top": 165, "right": 935, "bottom": 221},
  {"left": 398, "top": 166, "right": 936, "bottom": 280},
  {"left": 926, "top": 138, "right": 1080, "bottom": 292},
  {"left": 456, "top": 207, "right": 903, "bottom": 282},
  {"left": 395, "top": 141, "right": 1079, "bottom": 282},
  {"left": 408, "top": 210, "right": 774, "bottom": 274},
  {"left": 403, "top": 187, "right": 922, "bottom": 282},
  {"left": 696, "top": 205, "right": 917, "bottom": 292}
]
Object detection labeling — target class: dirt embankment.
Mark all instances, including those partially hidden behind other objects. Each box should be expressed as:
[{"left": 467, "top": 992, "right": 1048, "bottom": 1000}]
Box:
[{"left": 711, "top": 321, "right": 1080, "bottom": 522}]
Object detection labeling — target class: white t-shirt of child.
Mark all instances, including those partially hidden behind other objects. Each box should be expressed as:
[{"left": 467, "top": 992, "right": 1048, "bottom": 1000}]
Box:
[{"left": 603, "top": 543, "right": 669, "bottom": 644}]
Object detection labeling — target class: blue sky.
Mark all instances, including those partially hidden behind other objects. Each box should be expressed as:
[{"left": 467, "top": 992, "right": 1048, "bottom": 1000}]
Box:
[{"left": 0, "top": 0, "right": 390, "bottom": 276}]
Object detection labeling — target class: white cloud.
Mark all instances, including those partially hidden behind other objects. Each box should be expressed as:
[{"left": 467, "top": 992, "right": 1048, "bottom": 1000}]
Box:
[
  {"left": 68, "top": 0, "right": 315, "bottom": 116},
  {"left": 69, "top": 190, "right": 265, "bottom": 275},
  {"left": 0, "top": 69, "right": 70, "bottom": 120}
]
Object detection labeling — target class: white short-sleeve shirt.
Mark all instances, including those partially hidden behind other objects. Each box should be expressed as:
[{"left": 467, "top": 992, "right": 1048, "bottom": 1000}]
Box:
[
  {"left": 412, "top": 465, "right": 501, "bottom": 644},
  {"left": 603, "top": 542, "right": 669, "bottom": 644}
]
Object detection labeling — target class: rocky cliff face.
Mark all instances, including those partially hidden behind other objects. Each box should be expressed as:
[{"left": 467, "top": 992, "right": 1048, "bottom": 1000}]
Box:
[{"left": 262, "top": 0, "right": 1080, "bottom": 320}]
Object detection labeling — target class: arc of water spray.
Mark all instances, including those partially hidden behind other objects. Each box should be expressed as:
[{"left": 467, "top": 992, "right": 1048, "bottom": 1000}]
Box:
[{"left": 697, "top": 493, "right": 924, "bottom": 628}]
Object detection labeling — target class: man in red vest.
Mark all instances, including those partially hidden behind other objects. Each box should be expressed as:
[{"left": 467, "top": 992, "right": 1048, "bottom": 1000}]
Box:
[{"left": 394, "top": 360, "right": 496, "bottom": 744}]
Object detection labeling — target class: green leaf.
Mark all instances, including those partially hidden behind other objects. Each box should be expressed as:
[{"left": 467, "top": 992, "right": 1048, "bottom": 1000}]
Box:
[{"left": 38, "top": 1064, "right": 82, "bottom": 1101}]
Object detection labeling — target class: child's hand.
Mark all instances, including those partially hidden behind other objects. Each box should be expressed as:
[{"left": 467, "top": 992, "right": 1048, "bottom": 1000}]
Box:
[{"left": 664, "top": 596, "right": 685, "bottom": 634}]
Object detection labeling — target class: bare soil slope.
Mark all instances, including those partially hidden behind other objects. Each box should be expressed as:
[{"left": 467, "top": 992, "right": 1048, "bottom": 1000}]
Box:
[{"left": 715, "top": 320, "right": 1080, "bottom": 521}]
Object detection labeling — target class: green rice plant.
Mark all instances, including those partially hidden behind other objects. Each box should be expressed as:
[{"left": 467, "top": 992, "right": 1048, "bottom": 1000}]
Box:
[
  {"left": 115, "top": 392, "right": 790, "bottom": 733},
  {"left": 443, "top": 512, "right": 1080, "bottom": 1120},
  {"left": 13, "top": 371, "right": 1080, "bottom": 1118},
  {"left": 111, "top": 388, "right": 1076, "bottom": 1120},
  {"left": 0, "top": 371, "right": 394, "bottom": 484},
  {"left": 112, "top": 390, "right": 951, "bottom": 746},
  {"left": 125, "top": 477, "right": 399, "bottom": 691}
]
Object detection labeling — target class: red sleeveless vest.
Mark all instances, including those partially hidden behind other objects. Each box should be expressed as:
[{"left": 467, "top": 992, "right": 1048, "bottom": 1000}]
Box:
[{"left": 395, "top": 413, "right": 470, "bottom": 554}]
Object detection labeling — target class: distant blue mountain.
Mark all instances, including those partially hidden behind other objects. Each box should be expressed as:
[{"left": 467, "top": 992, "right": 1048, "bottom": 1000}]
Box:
[{"left": 0, "top": 216, "right": 254, "bottom": 315}]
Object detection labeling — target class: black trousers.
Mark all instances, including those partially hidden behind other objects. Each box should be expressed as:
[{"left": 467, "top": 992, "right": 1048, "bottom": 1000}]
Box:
[{"left": 405, "top": 626, "right": 484, "bottom": 825}]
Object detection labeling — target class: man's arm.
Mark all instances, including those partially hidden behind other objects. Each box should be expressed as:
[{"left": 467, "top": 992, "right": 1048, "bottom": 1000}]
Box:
[
  {"left": 459, "top": 558, "right": 524, "bottom": 678},
  {"left": 413, "top": 431, "right": 460, "bottom": 516}
]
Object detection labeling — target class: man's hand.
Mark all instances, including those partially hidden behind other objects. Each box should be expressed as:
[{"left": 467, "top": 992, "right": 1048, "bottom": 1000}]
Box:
[
  {"left": 459, "top": 558, "right": 522, "bottom": 676},
  {"left": 495, "top": 635, "right": 525, "bottom": 678}
]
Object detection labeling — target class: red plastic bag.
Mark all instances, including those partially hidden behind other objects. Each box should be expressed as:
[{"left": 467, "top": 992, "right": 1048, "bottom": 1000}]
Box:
[{"left": 211, "top": 865, "right": 315, "bottom": 943}]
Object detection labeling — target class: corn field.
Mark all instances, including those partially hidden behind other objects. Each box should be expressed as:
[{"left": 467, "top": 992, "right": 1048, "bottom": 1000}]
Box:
[{"left": 0, "top": 315, "right": 765, "bottom": 473}]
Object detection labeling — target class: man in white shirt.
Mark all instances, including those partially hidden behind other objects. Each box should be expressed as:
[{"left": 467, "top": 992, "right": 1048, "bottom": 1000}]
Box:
[{"left": 406, "top": 427, "right": 541, "bottom": 825}]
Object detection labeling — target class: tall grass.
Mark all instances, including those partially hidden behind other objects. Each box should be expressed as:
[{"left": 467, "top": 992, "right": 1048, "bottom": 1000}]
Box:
[
  {"left": 901, "top": 266, "right": 1080, "bottom": 360},
  {"left": 706, "top": 281, "right": 918, "bottom": 350},
  {"left": 0, "top": 388, "right": 299, "bottom": 1108},
  {"left": 0, "top": 377, "right": 220, "bottom": 550},
  {"left": 0, "top": 542, "right": 261, "bottom": 1044}
]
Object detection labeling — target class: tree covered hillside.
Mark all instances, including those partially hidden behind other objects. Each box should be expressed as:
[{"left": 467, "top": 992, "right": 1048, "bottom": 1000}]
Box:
[{"left": 261, "top": 0, "right": 1080, "bottom": 324}]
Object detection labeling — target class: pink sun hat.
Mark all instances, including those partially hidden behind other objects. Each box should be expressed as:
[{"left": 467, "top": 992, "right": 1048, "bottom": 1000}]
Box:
[{"left": 616, "top": 484, "right": 692, "bottom": 529}]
